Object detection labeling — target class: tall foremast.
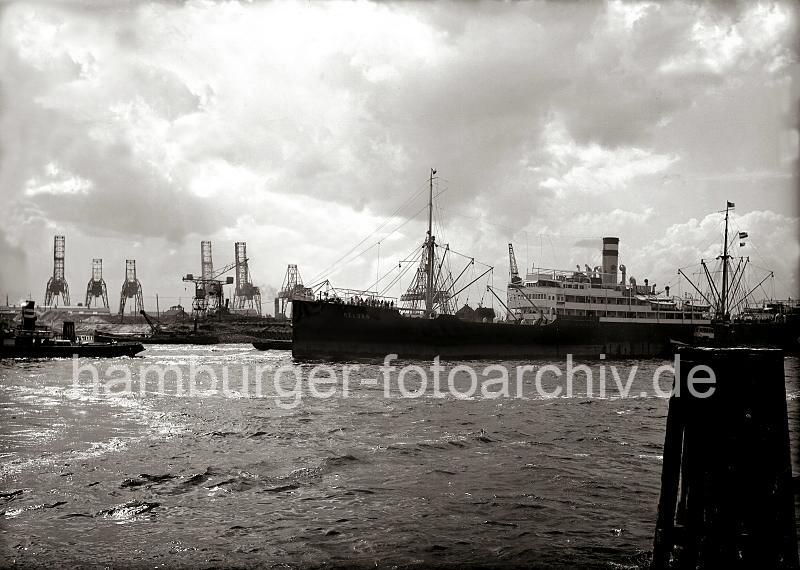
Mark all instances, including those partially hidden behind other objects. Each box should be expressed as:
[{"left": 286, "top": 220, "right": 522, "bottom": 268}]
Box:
[{"left": 424, "top": 168, "right": 437, "bottom": 316}]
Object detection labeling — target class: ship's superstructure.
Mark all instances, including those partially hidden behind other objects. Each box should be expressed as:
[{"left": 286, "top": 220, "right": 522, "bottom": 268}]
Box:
[{"left": 506, "top": 237, "right": 710, "bottom": 326}]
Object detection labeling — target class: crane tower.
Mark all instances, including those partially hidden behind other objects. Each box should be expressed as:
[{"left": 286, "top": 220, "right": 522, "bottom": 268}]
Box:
[
  {"left": 44, "top": 235, "right": 70, "bottom": 307},
  {"left": 85, "top": 258, "right": 109, "bottom": 308},
  {"left": 275, "top": 264, "right": 313, "bottom": 318},
  {"left": 118, "top": 259, "right": 144, "bottom": 316},
  {"left": 183, "top": 241, "right": 234, "bottom": 317},
  {"left": 233, "top": 242, "right": 261, "bottom": 315},
  {"left": 508, "top": 243, "right": 522, "bottom": 285}
]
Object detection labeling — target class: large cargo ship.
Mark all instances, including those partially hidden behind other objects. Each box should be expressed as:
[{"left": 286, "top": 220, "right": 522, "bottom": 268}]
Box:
[
  {"left": 292, "top": 267, "right": 799, "bottom": 359},
  {"left": 291, "top": 170, "right": 744, "bottom": 361},
  {"left": 292, "top": 299, "right": 703, "bottom": 360}
]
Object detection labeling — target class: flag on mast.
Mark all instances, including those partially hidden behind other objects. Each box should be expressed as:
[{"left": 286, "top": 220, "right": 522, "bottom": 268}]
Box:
[
  {"left": 727, "top": 201, "right": 735, "bottom": 208},
  {"left": 739, "top": 231, "right": 748, "bottom": 239}
]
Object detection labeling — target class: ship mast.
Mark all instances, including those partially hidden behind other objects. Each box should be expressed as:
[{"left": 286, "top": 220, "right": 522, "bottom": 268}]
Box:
[
  {"left": 425, "top": 168, "right": 436, "bottom": 316},
  {"left": 720, "top": 201, "right": 732, "bottom": 319}
]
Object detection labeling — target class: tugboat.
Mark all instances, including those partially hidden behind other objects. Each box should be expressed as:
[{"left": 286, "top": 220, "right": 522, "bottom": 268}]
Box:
[{"left": 0, "top": 301, "right": 144, "bottom": 358}]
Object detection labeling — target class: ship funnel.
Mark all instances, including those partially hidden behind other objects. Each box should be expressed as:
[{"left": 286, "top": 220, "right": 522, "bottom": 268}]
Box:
[
  {"left": 619, "top": 264, "right": 626, "bottom": 286},
  {"left": 602, "top": 237, "right": 619, "bottom": 285}
]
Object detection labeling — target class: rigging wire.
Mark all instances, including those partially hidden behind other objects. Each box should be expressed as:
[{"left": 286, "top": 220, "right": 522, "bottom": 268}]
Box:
[
  {"left": 366, "top": 242, "right": 422, "bottom": 294},
  {"left": 379, "top": 247, "right": 422, "bottom": 297},
  {"left": 309, "top": 179, "right": 432, "bottom": 284},
  {"left": 312, "top": 199, "right": 433, "bottom": 286},
  {"left": 435, "top": 243, "right": 492, "bottom": 268},
  {"left": 740, "top": 238, "right": 792, "bottom": 299}
]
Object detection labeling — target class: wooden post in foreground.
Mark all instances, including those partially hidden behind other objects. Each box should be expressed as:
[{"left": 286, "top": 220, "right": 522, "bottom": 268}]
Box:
[{"left": 652, "top": 347, "right": 798, "bottom": 569}]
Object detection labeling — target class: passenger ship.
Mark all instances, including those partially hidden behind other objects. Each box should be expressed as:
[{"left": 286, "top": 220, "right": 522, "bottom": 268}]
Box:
[{"left": 505, "top": 237, "right": 711, "bottom": 327}]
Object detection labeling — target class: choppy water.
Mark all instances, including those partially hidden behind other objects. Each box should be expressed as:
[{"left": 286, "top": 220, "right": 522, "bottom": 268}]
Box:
[{"left": 1, "top": 346, "right": 798, "bottom": 568}]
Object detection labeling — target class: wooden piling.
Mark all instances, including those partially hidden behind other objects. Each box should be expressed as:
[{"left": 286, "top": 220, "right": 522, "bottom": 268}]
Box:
[{"left": 652, "top": 346, "right": 798, "bottom": 569}]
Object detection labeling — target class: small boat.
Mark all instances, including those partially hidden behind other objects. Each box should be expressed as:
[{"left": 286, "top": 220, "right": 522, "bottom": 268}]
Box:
[
  {"left": 1, "top": 301, "right": 144, "bottom": 359},
  {"left": 93, "top": 330, "right": 219, "bottom": 345},
  {"left": 252, "top": 339, "right": 292, "bottom": 351}
]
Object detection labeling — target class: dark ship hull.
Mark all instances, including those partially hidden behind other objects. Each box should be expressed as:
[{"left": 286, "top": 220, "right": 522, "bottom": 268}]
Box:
[
  {"left": 291, "top": 299, "right": 705, "bottom": 360},
  {"left": 1, "top": 341, "right": 144, "bottom": 359}
]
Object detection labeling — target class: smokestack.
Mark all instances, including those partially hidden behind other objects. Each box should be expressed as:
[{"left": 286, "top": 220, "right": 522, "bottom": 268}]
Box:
[{"left": 602, "top": 237, "right": 619, "bottom": 285}]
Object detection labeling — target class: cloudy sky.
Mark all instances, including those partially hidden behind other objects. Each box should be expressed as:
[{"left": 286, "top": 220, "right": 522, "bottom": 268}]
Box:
[{"left": 0, "top": 0, "right": 797, "bottom": 313}]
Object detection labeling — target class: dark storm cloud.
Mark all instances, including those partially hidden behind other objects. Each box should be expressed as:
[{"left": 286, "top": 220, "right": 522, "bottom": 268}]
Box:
[
  {"left": 0, "top": 9, "right": 226, "bottom": 242},
  {"left": 0, "top": 1, "right": 796, "bottom": 303}
]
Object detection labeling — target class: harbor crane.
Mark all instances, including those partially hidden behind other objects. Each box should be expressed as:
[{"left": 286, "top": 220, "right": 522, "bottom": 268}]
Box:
[
  {"left": 232, "top": 242, "right": 261, "bottom": 315},
  {"left": 44, "top": 235, "right": 70, "bottom": 307},
  {"left": 118, "top": 259, "right": 144, "bottom": 317},
  {"left": 275, "top": 264, "right": 314, "bottom": 318},
  {"left": 182, "top": 264, "right": 235, "bottom": 317},
  {"left": 508, "top": 243, "right": 522, "bottom": 285},
  {"left": 183, "top": 241, "right": 235, "bottom": 317},
  {"left": 85, "top": 258, "right": 109, "bottom": 309}
]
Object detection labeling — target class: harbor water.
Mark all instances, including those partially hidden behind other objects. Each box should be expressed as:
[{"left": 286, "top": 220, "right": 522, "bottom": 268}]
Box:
[{"left": 1, "top": 346, "right": 798, "bottom": 568}]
